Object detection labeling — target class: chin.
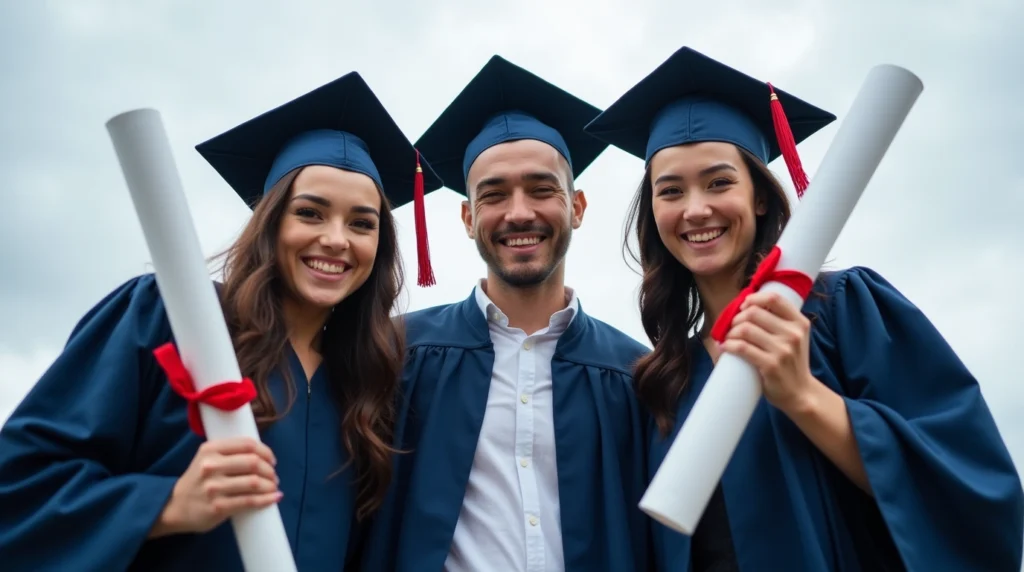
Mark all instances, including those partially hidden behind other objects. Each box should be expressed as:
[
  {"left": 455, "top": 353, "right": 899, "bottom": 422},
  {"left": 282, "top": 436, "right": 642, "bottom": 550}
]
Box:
[
  {"left": 294, "top": 285, "right": 350, "bottom": 309},
  {"left": 687, "top": 266, "right": 724, "bottom": 280},
  {"left": 673, "top": 252, "right": 725, "bottom": 278},
  {"left": 496, "top": 262, "right": 556, "bottom": 287},
  {"left": 501, "top": 254, "right": 545, "bottom": 272}
]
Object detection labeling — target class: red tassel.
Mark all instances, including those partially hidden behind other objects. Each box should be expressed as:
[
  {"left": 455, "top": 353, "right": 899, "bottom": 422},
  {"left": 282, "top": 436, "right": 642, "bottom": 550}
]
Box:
[
  {"left": 413, "top": 150, "right": 435, "bottom": 287},
  {"left": 767, "top": 82, "right": 811, "bottom": 198}
]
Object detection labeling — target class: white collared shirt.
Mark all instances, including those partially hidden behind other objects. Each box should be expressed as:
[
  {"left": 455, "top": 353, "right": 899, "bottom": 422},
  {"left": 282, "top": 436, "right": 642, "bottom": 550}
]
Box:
[{"left": 444, "top": 280, "right": 579, "bottom": 572}]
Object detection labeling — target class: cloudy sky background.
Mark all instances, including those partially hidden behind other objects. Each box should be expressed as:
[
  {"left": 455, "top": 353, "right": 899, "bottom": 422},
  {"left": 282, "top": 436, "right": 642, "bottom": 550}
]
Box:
[{"left": 2, "top": 0, "right": 1022, "bottom": 485}]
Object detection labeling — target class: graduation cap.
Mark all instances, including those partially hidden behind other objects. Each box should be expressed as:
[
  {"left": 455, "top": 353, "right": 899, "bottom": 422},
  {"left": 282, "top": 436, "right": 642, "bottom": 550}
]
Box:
[
  {"left": 584, "top": 46, "right": 836, "bottom": 197},
  {"left": 195, "top": 72, "right": 444, "bottom": 286},
  {"left": 415, "top": 55, "right": 608, "bottom": 196}
]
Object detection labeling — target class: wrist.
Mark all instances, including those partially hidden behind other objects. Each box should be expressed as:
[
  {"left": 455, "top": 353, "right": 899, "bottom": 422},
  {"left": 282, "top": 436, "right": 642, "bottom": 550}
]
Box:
[
  {"left": 148, "top": 482, "right": 187, "bottom": 538},
  {"left": 779, "top": 375, "right": 828, "bottom": 420}
]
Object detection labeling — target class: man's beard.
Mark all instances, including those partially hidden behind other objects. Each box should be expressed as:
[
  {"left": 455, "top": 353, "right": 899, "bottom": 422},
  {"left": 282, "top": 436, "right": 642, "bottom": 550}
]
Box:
[{"left": 475, "top": 222, "right": 571, "bottom": 288}]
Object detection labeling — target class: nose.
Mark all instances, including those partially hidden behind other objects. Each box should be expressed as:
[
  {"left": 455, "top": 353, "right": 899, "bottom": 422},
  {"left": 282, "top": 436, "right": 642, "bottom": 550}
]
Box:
[
  {"left": 682, "top": 193, "right": 713, "bottom": 223},
  {"left": 504, "top": 191, "right": 536, "bottom": 224},
  {"left": 319, "top": 221, "right": 351, "bottom": 252}
]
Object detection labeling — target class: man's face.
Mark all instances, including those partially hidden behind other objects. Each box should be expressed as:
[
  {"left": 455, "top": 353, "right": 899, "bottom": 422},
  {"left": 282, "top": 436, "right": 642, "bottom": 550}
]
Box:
[{"left": 461, "top": 139, "right": 586, "bottom": 288}]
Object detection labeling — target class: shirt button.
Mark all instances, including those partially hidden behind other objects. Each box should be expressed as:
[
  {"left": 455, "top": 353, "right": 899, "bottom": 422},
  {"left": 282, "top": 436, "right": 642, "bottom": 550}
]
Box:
[
  {"left": 523, "top": 340, "right": 533, "bottom": 350},
  {"left": 529, "top": 516, "right": 539, "bottom": 526},
  {"left": 520, "top": 458, "right": 529, "bottom": 467},
  {"left": 520, "top": 394, "right": 529, "bottom": 404}
]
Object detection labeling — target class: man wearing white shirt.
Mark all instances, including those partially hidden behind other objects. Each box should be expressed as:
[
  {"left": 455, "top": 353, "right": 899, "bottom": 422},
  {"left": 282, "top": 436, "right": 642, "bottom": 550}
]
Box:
[{"left": 359, "top": 54, "right": 652, "bottom": 572}]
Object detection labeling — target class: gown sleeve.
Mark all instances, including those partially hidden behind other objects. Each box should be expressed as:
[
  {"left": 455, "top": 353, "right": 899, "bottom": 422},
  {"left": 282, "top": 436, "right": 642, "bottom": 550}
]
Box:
[
  {"left": 823, "top": 266, "right": 1024, "bottom": 570},
  {"left": 0, "top": 274, "right": 181, "bottom": 571}
]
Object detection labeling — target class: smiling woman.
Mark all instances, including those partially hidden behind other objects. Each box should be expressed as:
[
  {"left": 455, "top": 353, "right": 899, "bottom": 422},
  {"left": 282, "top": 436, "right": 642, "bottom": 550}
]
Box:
[
  {"left": 585, "top": 45, "right": 1024, "bottom": 572},
  {"left": 276, "top": 166, "right": 383, "bottom": 318},
  {"left": 0, "top": 71, "right": 444, "bottom": 571},
  {"left": 647, "top": 142, "right": 786, "bottom": 295}
]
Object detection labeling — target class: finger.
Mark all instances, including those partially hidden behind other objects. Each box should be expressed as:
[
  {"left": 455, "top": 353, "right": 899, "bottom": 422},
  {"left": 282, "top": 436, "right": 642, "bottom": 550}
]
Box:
[
  {"left": 742, "top": 291, "right": 802, "bottom": 320},
  {"left": 724, "top": 319, "right": 777, "bottom": 354},
  {"left": 220, "top": 454, "right": 279, "bottom": 480},
  {"left": 730, "top": 305, "right": 790, "bottom": 336},
  {"left": 720, "top": 339, "right": 773, "bottom": 372},
  {"left": 210, "top": 491, "right": 284, "bottom": 519},
  {"left": 200, "top": 453, "right": 279, "bottom": 481},
  {"left": 204, "top": 474, "right": 279, "bottom": 498},
  {"left": 201, "top": 438, "right": 277, "bottom": 466}
]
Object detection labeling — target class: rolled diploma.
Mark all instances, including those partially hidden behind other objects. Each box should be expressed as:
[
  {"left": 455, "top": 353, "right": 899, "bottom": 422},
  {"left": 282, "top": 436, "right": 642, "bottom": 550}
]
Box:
[
  {"left": 638, "top": 64, "right": 925, "bottom": 535},
  {"left": 106, "top": 109, "right": 297, "bottom": 572}
]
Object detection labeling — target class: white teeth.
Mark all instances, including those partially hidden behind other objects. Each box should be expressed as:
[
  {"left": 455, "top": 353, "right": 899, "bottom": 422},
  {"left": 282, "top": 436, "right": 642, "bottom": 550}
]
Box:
[
  {"left": 685, "top": 229, "right": 725, "bottom": 243},
  {"left": 506, "top": 236, "right": 542, "bottom": 247},
  {"left": 305, "top": 259, "right": 347, "bottom": 274}
]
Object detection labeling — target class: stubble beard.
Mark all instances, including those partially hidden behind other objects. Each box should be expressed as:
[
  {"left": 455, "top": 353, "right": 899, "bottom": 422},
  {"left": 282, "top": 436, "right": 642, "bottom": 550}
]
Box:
[{"left": 475, "top": 224, "right": 572, "bottom": 288}]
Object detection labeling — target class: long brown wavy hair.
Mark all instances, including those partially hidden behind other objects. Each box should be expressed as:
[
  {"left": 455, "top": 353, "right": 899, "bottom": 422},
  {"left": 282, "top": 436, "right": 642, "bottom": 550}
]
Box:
[
  {"left": 214, "top": 167, "right": 404, "bottom": 520},
  {"left": 624, "top": 146, "right": 791, "bottom": 437}
]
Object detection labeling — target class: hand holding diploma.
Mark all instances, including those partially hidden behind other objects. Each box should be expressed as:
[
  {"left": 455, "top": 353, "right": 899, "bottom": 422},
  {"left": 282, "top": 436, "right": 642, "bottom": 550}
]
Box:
[
  {"left": 148, "top": 438, "right": 282, "bottom": 538},
  {"left": 718, "top": 290, "right": 816, "bottom": 414}
]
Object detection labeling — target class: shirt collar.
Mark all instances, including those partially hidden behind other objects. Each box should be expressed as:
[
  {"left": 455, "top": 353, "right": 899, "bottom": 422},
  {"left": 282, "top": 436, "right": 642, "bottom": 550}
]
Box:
[{"left": 473, "top": 278, "right": 578, "bottom": 332}]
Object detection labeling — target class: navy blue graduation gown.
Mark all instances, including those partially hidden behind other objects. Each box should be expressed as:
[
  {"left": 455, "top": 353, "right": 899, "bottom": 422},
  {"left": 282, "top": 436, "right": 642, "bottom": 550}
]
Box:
[
  {"left": 0, "top": 273, "right": 359, "bottom": 571},
  {"left": 360, "top": 291, "right": 653, "bottom": 571},
  {"left": 651, "top": 266, "right": 1024, "bottom": 571}
]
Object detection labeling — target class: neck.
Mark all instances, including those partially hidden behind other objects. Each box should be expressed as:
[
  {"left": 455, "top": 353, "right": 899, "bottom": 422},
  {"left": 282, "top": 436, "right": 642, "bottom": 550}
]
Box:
[
  {"left": 282, "top": 297, "right": 331, "bottom": 355},
  {"left": 694, "top": 264, "right": 746, "bottom": 339},
  {"left": 483, "top": 266, "right": 568, "bottom": 335}
]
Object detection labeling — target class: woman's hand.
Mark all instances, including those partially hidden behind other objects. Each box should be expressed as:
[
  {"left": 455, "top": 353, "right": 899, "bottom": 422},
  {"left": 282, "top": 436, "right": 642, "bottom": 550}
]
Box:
[
  {"left": 718, "top": 290, "right": 817, "bottom": 414},
  {"left": 718, "top": 290, "right": 873, "bottom": 493},
  {"left": 150, "top": 437, "right": 281, "bottom": 538}
]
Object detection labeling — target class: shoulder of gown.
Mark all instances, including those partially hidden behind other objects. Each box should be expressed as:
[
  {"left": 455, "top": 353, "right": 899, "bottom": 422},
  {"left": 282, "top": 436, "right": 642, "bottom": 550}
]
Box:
[
  {"left": 800, "top": 265, "right": 1024, "bottom": 570},
  {"left": 557, "top": 306, "right": 650, "bottom": 375},
  {"left": 0, "top": 273, "right": 183, "bottom": 570},
  {"left": 401, "top": 294, "right": 490, "bottom": 350}
]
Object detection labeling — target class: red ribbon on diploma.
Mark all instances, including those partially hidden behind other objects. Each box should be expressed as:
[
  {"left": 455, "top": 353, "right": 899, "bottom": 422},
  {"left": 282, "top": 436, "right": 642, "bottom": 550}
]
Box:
[
  {"left": 710, "top": 246, "right": 814, "bottom": 343},
  {"left": 153, "top": 342, "right": 257, "bottom": 437}
]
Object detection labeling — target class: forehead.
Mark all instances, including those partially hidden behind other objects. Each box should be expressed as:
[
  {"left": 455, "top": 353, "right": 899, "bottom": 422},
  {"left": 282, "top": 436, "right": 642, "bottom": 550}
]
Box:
[
  {"left": 649, "top": 141, "right": 744, "bottom": 178},
  {"left": 466, "top": 139, "right": 568, "bottom": 186},
  {"left": 291, "top": 165, "right": 382, "bottom": 207}
]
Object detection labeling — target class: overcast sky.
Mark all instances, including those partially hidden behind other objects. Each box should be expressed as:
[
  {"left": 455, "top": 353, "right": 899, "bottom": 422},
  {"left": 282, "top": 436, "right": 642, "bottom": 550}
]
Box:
[{"left": 2, "top": 0, "right": 1022, "bottom": 482}]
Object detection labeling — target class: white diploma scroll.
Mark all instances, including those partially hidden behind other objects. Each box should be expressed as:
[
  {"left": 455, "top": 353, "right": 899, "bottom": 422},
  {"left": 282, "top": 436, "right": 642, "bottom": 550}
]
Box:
[
  {"left": 106, "top": 109, "right": 298, "bottom": 572},
  {"left": 639, "top": 64, "right": 925, "bottom": 535}
]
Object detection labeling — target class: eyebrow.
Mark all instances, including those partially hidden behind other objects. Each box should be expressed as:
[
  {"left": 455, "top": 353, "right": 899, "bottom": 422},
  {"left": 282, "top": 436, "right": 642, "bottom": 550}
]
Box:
[
  {"left": 351, "top": 205, "right": 380, "bottom": 218},
  {"left": 474, "top": 170, "right": 563, "bottom": 193},
  {"left": 291, "top": 194, "right": 380, "bottom": 217},
  {"left": 291, "top": 193, "right": 330, "bottom": 207},
  {"left": 653, "top": 163, "right": 738, "bottom": 186}
]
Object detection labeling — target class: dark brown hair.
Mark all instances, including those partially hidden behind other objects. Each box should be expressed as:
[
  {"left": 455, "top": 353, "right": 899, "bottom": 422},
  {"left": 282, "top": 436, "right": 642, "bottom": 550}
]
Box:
[
  {"left": 624, "top": 146, "right": 791, "bottom": 436},
  {"left": 215, "top": 168, "right": 404, "bottom": 520}
]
